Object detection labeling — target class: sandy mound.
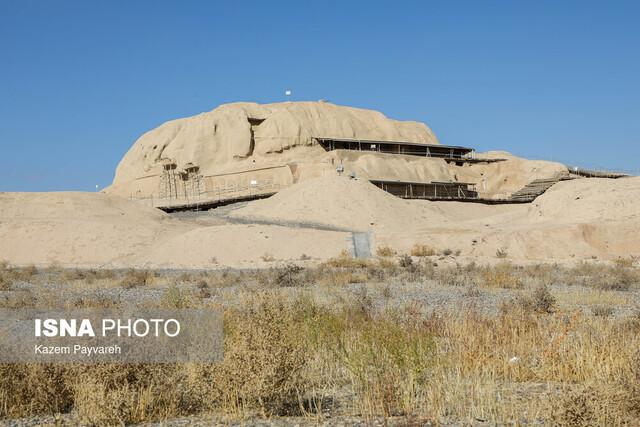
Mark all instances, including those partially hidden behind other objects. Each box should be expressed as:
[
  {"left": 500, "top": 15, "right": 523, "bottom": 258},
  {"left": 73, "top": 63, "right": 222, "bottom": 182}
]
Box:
[
  {"left": 376, "top": 178, "right": 640, "bottom": 260},
  {"left": 0, "top": 192, "right": 351, "bottom": 268},
  {"left": 0, "top": 192, "right": 168, "bottom": 221},
  {"left": 527, "top": 177, "right": 640, "bottom": 222},
  {"left": 0, "top": 192, "right": 182, "bottom": 267},
  {"left": 452, "top": 151, "right": 569, "bottom": 199},
  {"left": 230, "top": 175, "right": 448, "bottom": 231},
  {"left": 2, "top": 175, "right": 638, "bottom": 267}
]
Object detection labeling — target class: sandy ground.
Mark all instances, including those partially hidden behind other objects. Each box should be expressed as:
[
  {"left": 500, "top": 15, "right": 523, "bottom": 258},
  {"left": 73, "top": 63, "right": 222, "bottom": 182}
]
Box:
[
  {"left": 0, "top": 192, "right": 350, "bottom": 269},
  {"left": 232, "top": 175, "right": 640, "bottom": 262},
  {"left": 1, "top": 175, "right": 638, "bottom": 268}
]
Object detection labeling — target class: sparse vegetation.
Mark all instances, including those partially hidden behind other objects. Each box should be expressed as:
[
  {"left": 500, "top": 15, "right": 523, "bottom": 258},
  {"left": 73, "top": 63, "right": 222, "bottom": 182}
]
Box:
[
  {"left": 261, "top": 253, "right": 276, "bottom": 262},
  {"left": 410, "top": 244, "right": 434, "bottom": 257},
  {"left": 517, "top": 284, "right": 557, "bottom": 314},
  {"left": 376, "top": 246, "right": 396, "bottom": 257},
  {"left": 480, "top": 263, "right": 523, "bottom": 289},
  {"left": 0, "top": 261, "right": 638, "bottom": 424},
  {"left": 592, "top": 305, "right": 614, "bottom": 317},
  {"left": 119, "top": 269, "right": 155, "bottom": 288},
  {"left": 323, "top": 249, "right": 369, "bottom": 269},
  {"left": 0, "top": 275, "right": 11, "bottom": 291},
  {"left": 496, "top": 247, "right": 508, "bottom": 258},
  {"left": 615, "top": 256, "right": 637, "bottom": 268}
]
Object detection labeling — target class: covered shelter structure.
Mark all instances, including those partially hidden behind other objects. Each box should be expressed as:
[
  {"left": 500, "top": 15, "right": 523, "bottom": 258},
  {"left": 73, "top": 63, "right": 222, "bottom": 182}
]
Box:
[
  {"left": 370, "top": 179, "right": 479, "bottom": 200},
  {"left": 315, "top": 137, "right": 475, "bottom": 161}
]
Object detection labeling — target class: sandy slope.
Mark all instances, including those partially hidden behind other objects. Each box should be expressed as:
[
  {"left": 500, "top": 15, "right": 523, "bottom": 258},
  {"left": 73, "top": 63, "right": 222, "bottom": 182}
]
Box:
[
  {"left": 233, "top": 175, "right": 640, "bottom": 261},
  {"left": 1, "top": 177, "right": 638, "bottom": 268},
  {"left": 0, "top": 192, "right": 349, "bottom": 268},
  {"left": 229, "top": 175, "right": 449, "bottom": 231}
]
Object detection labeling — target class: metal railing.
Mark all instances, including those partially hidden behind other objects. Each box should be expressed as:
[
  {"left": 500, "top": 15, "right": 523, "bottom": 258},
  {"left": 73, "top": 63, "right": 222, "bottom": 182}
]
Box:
[{"left": 131, "top": 181, "right": 283, "bottom": 209}]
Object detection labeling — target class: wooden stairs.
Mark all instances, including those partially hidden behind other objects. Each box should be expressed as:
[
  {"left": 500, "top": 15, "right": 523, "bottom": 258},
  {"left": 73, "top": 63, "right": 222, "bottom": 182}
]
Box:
[{"left": 509, "top": 177, "right": 567, "bottom": 202}]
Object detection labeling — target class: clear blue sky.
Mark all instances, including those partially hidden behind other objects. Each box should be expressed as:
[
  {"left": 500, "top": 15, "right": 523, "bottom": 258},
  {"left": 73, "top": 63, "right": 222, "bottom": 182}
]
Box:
[{"left": 1, "top": 1, "right": 639, "bottom": 191}]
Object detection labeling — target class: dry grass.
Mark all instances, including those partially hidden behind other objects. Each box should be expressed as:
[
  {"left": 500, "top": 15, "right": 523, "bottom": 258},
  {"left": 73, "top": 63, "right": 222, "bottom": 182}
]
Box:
[
  {"left": 480, "top": 263, "right": 524, "bottom": 289},
  {"left": 376, "top": 246, "right": 396, "bottom": 257},
  {"left": 0, "top": 262, "right": 639, "bottom": 424},
  {"left": 410, "top": 244, "right": 435, "bottom": 257},
  {"left": 515, "top": 284, "right": 557, "bottom": 314},
  {"left": 323, "top": 250, "right": 370, "bottom": 269},
  {"left": 615, "top": 256, "right": 637, "bottom": 268},
  {"left": 119, "top": 269, "right": 155, "bottom": 289},
  {"left": 4, "top": 294, "right": 637, "bottom": 424}
]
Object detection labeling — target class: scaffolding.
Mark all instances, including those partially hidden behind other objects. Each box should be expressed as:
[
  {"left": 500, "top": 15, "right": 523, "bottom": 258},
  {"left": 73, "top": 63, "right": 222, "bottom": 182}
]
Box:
[
  {"left": 159, "top": 161, "right": 179, "bottom": 199},
  {"left": 158, "top": 161, "right": 203, "bottom": 201}
]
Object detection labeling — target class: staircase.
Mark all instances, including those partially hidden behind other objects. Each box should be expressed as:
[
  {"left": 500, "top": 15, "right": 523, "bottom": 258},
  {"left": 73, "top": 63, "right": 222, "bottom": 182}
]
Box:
[{"left": 509, "top": 177, "right": 564, "bottom": 202}]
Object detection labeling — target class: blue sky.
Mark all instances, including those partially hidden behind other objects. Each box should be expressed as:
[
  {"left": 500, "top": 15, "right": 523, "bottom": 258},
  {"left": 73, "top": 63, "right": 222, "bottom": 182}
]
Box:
[{"left": 1, "top": 1, "right": 639, "bottom": 191}]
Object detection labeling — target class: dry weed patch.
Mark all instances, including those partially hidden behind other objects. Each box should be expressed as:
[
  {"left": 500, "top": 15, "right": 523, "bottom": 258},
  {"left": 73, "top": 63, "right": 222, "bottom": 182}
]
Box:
[
  {"left": 376, "top": 246, "right": 396, "bottom": 257},
  {"left": 1, "top": 262, "right": 639, "bottom": 424},
  {"left": 410, "top": 244, "right": 435, "bottom": 257},
  {"left": 480, "top": 263, "right": 523, "bottom": 289}
]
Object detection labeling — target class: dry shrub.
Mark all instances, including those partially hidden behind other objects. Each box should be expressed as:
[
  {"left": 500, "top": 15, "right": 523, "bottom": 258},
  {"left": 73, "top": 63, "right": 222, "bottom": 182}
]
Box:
[
  {"left": 60, "top": 268, "right": 90, "bottom": 283},
  {"left": 0, "top": 289, "right": 36, "bottom": 308},
  {"left": 592, "top": 305, "right": 614, "bottom": 317},
  {"left": 177, "top": 272, "right": 195, "bottom": 283},
  {"left": 271, "top": 263, "right": 305, "bottom": 287},
  {"left": 398, "top": 254, "right": 413, "bottom": 269},
  {"left": 213, "top": 294, "right": 308, "bottom": 416},
  {"left": 496, "top": 247, "right": 508, "bottom": 258},
  {"left": 366, "top": 260, "right": 396, "bottom": 281},
  {"left": 71, "top": 364, "right": 192, "bottom": 425},
  {"left": 551, "top": 383, "right": 637, "bottom": 426},
  {"left": 376, "top": 246, "right": 396, "bottom": 257},
  {"left": 161, "top": 285, "right": 193, "bottom": 308},
  {"left": 480, "top": 263, "right": 523, "bottom": 289},
  {"left": 119, "top": 269, "right": 155, "bottom": 289},
  {"left": 98, "top": 269, "right": 117, "bottom": 280},
  {"left": 321, "top": 310, "right": 434, "bottom": 417},
  {"left": 517, "top": 285, "right": 557, "bottom": 314},
  {"left": 436, "top": 267, "right": 471, "bottom": 287},
  {"left": 377, "top": 257, "right": 397, "bottom": 270},
  {"left": 261, "top": 253, "right": 275, "bottom": 262},
  {"left": 323, "top": 250, "right": 370, "bottom": 269},
  {"left": 614, "top": 256, "right": 637, "bottom": 268},
  {"left": 73, "top": 377, "right": 134, "bottom": 426},
  {"left": 0, "top": 263, "right": 39, "bottom": 289},
  {"left": 567, "top": 262, "right": 639, "bottom": 291},
  {"left": 0, "top": 275, "right": 12, "bottom": 291},
  {"left": 0, "top": 364, "right": 73, "bottom": 417},
  {"left": 205, "top": 269, "right": 242, "bottom": 288},
  {"left": 410, "top": 244, "right": 435, "bottom": 257}
]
